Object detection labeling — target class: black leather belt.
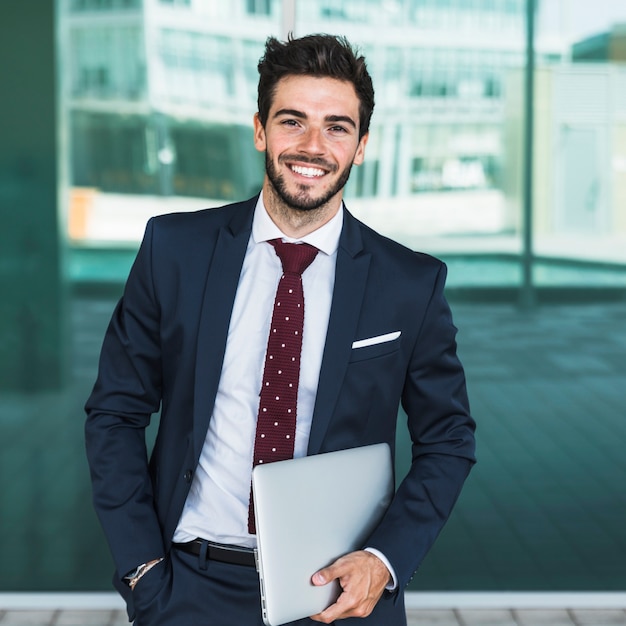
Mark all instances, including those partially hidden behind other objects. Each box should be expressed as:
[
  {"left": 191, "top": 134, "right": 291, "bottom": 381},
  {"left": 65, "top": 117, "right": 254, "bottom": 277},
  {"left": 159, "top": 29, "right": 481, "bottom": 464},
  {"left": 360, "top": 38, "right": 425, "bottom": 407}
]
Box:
[{"left": 173, "top": 539, "right": 256, "bottom": 568}]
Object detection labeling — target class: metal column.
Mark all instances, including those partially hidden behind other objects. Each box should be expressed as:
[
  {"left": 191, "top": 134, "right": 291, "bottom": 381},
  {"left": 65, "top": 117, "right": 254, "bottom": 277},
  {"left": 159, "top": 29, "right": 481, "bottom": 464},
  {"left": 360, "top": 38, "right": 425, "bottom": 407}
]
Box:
[
  {"left": 0, "top": 0, "right": 68, "bottom": 389},
  {"left": 519, "top": 0, "right": 536, "bottom": 309}
]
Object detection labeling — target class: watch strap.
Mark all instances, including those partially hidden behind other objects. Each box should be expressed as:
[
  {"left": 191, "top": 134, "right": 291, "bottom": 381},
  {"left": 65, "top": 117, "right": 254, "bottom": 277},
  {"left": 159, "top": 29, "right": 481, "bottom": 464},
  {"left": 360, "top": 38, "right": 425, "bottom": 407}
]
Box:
[{"left": 124, "top": 558, "right": 164, "bottom": 589}]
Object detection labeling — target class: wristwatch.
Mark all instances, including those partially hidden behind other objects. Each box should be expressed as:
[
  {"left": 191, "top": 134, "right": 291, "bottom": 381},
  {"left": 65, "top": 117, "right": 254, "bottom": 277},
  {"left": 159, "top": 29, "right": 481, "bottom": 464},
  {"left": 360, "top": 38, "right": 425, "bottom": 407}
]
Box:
[{"left": 124, "top": 558, "right": 164, "bottom": 589}]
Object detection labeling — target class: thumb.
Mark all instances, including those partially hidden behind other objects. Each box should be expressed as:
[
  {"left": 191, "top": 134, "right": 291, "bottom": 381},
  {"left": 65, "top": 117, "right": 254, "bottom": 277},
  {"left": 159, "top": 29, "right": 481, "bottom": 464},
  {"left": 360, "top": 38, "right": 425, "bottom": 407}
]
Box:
[{"left": 311, "top": 567, "right": 332, "bottom": 586}]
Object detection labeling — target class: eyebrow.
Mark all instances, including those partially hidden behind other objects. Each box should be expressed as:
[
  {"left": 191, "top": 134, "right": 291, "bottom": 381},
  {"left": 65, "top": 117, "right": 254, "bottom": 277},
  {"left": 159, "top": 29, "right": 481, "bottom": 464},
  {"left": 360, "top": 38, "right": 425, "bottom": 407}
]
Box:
[{"left": 273, "top": 108, "right": 357, "bottom": 130}]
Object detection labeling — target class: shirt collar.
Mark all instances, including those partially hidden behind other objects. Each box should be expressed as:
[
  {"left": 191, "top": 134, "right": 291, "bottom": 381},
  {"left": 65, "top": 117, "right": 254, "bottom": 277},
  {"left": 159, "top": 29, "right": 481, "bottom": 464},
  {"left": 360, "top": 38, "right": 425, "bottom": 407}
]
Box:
[{"left": 252, "top": 190, "right": 343, "bottom": 256}]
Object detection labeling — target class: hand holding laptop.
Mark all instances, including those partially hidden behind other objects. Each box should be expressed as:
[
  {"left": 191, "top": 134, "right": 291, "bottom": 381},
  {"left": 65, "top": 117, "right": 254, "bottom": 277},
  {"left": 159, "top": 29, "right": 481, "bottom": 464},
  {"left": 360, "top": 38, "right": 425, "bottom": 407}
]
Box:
[
  {"left": 252, "top": 443, "right": 394, "bottom": 626},
  {"left": 309, "top": 550, "right": 392, "bottom": 623}
]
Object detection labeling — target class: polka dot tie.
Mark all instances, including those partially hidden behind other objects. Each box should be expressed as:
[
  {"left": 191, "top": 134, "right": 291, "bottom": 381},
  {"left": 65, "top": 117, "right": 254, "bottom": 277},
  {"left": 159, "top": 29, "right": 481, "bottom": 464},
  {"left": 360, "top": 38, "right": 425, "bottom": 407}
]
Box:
[{"left": 248, "top": 238, "right": 319, "bottom": 534}]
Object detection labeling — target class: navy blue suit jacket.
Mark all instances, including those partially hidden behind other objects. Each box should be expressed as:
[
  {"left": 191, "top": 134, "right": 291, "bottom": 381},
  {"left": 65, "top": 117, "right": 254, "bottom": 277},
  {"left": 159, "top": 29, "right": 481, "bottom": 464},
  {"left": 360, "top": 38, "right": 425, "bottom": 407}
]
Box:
[{"left": 85, "top": 196, "right": 476, "bottom": 617}]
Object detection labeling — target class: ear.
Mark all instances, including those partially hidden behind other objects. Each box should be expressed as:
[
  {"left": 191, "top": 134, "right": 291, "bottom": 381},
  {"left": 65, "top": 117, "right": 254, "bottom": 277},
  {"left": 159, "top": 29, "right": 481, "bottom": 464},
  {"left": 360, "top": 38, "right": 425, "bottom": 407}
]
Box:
[
  {"left": 352, "top": 131, "right": 369, "bottom": 166},
  {"left": 253, "top": 113, "right": 266, "bottom": 153}
]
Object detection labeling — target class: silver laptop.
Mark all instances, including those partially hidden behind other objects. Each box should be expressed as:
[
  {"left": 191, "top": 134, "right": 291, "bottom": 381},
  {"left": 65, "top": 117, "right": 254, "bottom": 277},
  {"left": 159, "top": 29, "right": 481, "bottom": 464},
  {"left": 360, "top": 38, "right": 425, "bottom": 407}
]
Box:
[{"left": 252, "top": 443, "right": 394, "bottom": 626}]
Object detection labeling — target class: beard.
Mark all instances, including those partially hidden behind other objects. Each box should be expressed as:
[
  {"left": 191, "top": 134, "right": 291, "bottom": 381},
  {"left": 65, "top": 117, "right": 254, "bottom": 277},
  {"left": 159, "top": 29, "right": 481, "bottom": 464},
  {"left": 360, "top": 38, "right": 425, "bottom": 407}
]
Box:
[{"left": 264, "top": 152, "right": 354, "bottom": 213}]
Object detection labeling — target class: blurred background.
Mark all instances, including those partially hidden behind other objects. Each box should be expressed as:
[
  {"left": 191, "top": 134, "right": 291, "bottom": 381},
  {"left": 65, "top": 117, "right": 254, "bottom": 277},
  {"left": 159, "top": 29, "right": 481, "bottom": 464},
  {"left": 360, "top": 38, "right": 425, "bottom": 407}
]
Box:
[{"left": 0, "top": 0, "right": 625, "bottom": 594}]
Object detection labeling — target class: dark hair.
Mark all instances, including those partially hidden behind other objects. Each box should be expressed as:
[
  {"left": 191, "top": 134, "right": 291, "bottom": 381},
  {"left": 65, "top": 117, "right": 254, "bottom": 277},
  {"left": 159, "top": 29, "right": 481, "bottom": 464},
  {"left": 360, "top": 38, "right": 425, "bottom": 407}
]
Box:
[{"left": 257, "top": 34, "right": 375, "bottom": 140}]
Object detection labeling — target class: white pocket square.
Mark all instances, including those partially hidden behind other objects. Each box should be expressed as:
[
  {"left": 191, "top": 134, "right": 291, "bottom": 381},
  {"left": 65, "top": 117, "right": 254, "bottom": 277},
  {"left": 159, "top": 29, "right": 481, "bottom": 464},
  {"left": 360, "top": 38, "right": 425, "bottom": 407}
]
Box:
[{"left": 352, "top": 331, "right": 401, "bottom": 350}]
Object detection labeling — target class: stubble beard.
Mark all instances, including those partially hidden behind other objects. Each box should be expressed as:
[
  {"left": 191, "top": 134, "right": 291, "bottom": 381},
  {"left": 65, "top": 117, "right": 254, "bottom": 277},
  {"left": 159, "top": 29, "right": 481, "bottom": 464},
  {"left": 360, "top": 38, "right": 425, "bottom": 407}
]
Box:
[{"left": 264, "top": 152, "right": 353, "bottom": 218}]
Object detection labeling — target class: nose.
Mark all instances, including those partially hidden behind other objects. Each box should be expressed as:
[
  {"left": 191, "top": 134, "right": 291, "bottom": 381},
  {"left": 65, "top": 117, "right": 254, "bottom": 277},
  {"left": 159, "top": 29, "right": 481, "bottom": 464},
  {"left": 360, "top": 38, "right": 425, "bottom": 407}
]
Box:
[{"left": 298, "top": 126, "right": 325, "bottom": 155}]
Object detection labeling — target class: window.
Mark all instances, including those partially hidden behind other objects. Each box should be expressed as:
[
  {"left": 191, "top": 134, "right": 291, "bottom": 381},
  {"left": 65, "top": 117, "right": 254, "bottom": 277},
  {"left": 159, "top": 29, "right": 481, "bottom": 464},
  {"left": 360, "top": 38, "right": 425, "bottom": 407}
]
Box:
[
  {"left": 246, "top": 0, "right": 271, "bottom": 16},
  {"left": 4, "top": 0, "right": 626, "bottom": 598},
  {"left": 70, "top": 0, "right": 141, "bottom": 10}
]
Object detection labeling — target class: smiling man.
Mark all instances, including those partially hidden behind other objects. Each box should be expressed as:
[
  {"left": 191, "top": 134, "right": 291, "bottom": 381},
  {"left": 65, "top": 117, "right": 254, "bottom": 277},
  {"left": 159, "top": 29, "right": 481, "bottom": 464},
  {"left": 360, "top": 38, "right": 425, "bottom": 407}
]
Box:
[
  {"left": 85, "top": 34, "right": 476, "bottom": 626},
  {"left": 254, "top": 74, "right": 367, "bottom": 232}
]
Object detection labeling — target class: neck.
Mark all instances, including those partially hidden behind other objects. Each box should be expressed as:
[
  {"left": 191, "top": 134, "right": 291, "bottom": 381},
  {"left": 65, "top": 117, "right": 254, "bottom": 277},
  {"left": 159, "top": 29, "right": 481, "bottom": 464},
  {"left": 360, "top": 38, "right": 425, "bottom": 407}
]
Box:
[{"left": 261, "top": 180, "right": 342, "bottom": 239}]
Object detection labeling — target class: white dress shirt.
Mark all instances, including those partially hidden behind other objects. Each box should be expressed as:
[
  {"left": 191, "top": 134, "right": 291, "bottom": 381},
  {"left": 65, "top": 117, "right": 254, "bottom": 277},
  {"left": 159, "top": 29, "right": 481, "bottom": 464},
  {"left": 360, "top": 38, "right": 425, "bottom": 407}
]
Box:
[
  {"left": 172, "top": 194, "right": 397, "bottom": 589},
  {"left": 174, "top": 194, "right": 340, "bottom": 547}
]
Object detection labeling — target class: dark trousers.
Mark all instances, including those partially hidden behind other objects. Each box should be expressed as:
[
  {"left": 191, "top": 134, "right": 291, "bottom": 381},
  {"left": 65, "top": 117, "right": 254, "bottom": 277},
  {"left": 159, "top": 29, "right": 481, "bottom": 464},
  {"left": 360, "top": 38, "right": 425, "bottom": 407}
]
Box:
[{"left": 131, "top": 547, "right": 405, "bottom": 625}]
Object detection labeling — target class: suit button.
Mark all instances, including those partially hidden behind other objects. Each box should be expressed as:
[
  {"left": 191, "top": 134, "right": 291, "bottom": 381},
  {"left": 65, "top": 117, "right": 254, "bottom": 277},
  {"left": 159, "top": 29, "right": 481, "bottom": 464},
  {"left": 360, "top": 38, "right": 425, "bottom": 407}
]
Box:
[{"left": 183, "top": 469, "right": 193, "bottom": 483}]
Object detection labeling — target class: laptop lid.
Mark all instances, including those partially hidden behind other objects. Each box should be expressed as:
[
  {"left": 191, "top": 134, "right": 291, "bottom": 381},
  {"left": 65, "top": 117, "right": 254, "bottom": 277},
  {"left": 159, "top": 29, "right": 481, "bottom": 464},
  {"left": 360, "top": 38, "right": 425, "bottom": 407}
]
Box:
[{"left": 252, "top": 443, "right": 394, "bottom": 626}]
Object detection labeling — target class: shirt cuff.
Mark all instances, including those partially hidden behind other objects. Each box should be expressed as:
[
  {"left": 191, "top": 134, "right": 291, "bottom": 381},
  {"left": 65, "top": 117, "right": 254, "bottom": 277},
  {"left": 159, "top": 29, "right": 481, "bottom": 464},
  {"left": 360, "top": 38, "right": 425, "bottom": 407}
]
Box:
[{"left": 364, "top": 547, "right": 398, "bottom": 591}]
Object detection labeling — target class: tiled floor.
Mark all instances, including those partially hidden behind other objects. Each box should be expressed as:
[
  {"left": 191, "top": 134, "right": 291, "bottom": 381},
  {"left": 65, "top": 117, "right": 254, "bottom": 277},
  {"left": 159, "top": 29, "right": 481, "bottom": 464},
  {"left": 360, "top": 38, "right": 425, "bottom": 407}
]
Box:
[
  {"left": 428, "top": 608, "right": 626, "bottom": 625},
  {"left": 408, "top": 608, "right": 626, "bottom": 626},
  {"left": 0, "top": 611, "right": 127, "bottom": 626},
  {"left": 1, "top": 607, "right": 625, "bottom": 625}
]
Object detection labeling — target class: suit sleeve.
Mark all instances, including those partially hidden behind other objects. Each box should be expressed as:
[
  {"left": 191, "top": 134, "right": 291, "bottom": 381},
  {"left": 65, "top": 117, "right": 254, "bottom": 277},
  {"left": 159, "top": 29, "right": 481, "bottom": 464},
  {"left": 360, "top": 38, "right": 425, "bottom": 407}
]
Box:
[
  {"left": 84, "top": 218, "right": 166, "bottom": 580},
  {"left": 366, "top": 262, "right": 476, "bottom": 592}
]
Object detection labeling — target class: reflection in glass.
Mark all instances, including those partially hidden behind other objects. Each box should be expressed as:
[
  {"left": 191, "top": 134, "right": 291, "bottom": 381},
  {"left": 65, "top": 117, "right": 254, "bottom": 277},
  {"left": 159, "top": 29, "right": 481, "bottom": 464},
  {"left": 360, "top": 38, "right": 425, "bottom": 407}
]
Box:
[{"left": 2, "top": 0, "right": 625, "bottom": 595}]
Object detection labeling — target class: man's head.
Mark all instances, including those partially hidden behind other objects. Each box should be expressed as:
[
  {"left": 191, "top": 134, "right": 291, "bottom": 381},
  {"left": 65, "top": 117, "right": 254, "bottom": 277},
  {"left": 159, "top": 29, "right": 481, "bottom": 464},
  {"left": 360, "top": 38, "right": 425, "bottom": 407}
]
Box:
[{"left": 257, "top": 34, "right": 375, "bottom": 141}]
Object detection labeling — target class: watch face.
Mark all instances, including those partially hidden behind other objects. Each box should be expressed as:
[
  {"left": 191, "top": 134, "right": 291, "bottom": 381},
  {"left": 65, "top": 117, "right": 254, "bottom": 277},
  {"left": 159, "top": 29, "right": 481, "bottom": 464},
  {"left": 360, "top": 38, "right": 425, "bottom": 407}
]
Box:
[{"left": 124, "top": 558, "right": 164, "bottom": 584}]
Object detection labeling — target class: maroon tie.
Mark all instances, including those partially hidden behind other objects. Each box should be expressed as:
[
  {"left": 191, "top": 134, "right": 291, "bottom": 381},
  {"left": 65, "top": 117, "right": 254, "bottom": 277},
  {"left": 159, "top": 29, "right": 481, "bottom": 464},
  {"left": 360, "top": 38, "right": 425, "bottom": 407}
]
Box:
[{"left": 248, "top": 238, "right": 318, "bottom": 534}]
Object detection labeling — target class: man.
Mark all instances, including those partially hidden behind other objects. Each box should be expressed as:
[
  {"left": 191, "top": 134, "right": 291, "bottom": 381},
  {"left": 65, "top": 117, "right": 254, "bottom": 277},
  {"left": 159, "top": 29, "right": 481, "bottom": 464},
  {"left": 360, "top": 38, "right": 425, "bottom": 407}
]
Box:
[{"left": 85, "top": 34, "right": 476, "bottom": 625}]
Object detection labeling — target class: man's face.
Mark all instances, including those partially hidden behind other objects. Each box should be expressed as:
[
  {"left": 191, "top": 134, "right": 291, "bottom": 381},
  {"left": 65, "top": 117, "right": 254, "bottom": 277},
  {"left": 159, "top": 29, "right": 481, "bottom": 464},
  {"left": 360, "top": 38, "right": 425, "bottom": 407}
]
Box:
[{"left": 253, "top": 75, "right": 368, "bottom": 213}]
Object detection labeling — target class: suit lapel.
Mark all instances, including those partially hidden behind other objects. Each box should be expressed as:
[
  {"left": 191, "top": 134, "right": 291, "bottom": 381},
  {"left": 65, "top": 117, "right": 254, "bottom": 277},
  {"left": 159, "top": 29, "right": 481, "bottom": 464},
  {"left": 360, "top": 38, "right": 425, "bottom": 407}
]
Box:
[
  {"left": 192, "top": 199, "right": 254, "bottom": 461},
  {"left": 307, "top": 210, "right": 370, "bottom": 455}
]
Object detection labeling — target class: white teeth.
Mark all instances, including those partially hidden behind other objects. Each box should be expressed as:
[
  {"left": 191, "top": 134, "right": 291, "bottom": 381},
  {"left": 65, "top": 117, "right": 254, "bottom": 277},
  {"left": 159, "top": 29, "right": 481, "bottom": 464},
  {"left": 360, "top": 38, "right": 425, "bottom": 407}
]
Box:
[{"left": 291, "top": 165, "right": 325, "bottom": 177}]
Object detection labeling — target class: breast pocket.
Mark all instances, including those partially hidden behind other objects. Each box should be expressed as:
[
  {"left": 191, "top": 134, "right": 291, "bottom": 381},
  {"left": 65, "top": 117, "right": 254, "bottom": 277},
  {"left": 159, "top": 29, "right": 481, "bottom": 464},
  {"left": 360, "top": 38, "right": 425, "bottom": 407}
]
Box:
[{"left": 349, "top": 335, "right": 401, "bottom": 363}]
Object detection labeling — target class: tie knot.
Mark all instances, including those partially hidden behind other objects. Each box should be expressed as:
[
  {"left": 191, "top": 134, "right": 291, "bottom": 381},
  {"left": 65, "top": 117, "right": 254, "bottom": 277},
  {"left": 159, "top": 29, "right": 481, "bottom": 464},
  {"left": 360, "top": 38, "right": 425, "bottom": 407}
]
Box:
[{"left": 270, "top": 239, "right": 318, "bottom": 276}]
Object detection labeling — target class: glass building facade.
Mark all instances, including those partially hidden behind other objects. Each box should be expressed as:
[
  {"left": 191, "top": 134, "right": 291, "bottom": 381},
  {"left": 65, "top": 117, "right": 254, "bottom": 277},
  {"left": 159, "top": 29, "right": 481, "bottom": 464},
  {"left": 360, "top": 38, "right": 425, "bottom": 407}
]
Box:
[{"left": 1, "top": 0, "right": 625, "bottom": 594}]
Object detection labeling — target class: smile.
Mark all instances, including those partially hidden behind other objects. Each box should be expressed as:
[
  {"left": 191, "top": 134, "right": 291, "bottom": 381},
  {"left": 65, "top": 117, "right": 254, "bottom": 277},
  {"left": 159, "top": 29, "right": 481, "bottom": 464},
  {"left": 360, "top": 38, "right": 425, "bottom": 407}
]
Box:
[{"left": 291, "top": 164, "right": 326, "bottom": 178}]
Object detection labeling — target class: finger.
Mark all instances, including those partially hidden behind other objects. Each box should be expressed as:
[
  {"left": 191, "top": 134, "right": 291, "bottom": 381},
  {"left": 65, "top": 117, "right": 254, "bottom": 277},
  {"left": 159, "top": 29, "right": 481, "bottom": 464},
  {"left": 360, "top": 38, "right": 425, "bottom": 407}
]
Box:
[
  {"left": 313, "top": 552, "right": 391, "bottom": 621},
  {"left": 312, "top": 585, "right": 374, "bottom": 623},
  {"left": 311, "top": 554, "right": 351, "bottom": 587},
  {"left": 311, "top": 564, "right": 340, "bottom": 587}
]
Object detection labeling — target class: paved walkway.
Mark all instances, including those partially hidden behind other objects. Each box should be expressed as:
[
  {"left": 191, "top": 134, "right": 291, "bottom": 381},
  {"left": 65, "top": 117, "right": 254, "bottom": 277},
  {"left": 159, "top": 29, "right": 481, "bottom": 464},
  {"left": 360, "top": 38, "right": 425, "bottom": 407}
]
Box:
[
  {"left": 406, "top": 608, "right": 626, "bottom": 625},
  {"left": 1, "top": 605, "right": 625, "bottom": 625}
]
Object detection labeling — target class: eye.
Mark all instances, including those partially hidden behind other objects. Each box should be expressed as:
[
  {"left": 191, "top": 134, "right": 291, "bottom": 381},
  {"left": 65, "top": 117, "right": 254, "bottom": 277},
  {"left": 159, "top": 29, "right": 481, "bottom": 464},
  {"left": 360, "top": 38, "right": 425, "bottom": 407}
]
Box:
[
  {"left": 329, "top": 125, "right": 348, "bottom": 133},
  {"left": 281, "top": 119, "right": 300, "bottom": 127}
]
